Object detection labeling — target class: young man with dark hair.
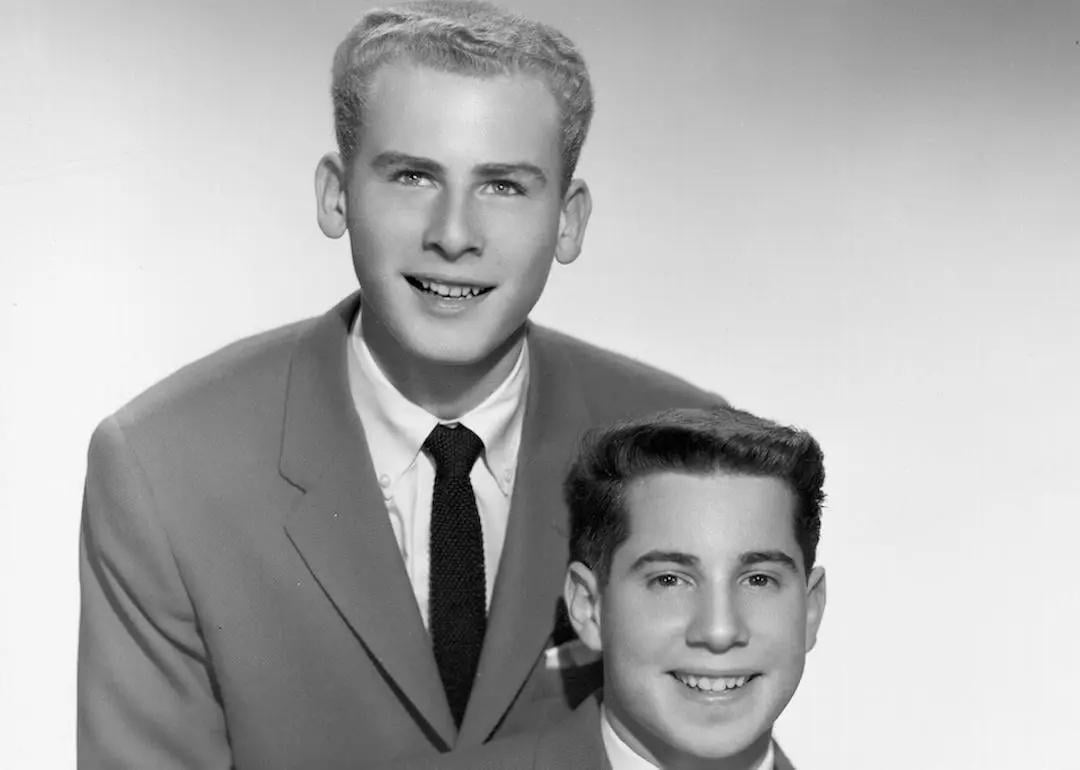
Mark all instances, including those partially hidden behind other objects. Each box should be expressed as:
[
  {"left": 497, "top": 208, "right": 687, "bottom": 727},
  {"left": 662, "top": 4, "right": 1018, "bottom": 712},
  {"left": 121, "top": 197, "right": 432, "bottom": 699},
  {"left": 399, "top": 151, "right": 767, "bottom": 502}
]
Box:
[
  {"left": 394, "top": 407, "right": 826, "bottom": 769},
  {"left": 76, "top": 2, "right": 723, "bottom": 768}
]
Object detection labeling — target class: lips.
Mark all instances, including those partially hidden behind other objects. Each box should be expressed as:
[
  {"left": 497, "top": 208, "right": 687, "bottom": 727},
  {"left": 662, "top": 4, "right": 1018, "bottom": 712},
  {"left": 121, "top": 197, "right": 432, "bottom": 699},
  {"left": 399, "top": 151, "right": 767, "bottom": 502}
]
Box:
[
  {"left": 672, "top": 671, "right": 759, "bottom": 693},
  {"left": 405, "top": 275, "right": 494, "bottom": 299}
]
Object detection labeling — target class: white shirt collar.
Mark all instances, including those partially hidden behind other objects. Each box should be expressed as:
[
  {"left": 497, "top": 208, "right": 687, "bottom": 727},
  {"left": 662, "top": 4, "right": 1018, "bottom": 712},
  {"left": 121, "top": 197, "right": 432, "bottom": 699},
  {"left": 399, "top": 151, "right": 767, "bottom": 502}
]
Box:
[
  {"left": 347, "top": 313, "right": 529, "bottom": 496},
  {"left": 600, "top": 704, "right": 775, "bottom": 770}
]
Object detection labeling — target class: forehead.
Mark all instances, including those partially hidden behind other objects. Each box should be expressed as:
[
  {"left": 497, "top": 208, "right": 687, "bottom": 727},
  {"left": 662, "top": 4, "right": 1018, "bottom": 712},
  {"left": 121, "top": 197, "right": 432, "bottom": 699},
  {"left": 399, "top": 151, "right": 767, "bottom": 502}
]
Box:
[
  {"left": 619, "top": 471, "right": 800, "bottom": 564},
  {"left": 358, "top": 62, "right": 562, "bottom": 167}
]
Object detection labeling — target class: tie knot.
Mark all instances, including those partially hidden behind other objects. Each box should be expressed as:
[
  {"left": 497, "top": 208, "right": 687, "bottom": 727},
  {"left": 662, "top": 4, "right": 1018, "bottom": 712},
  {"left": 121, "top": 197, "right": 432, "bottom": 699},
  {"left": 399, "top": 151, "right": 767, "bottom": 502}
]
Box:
[{"left": 424, "top": 424, "right": 484, "bottom": 479}]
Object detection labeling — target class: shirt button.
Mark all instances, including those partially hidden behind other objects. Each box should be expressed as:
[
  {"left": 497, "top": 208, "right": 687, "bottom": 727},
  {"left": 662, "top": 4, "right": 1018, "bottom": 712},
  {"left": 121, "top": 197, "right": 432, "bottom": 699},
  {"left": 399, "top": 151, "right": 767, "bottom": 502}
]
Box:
[
  {"left": 503, "top": 469, "right": 513, "bottom": 483},
  {"left": 378, "top": 474, "right": 391, "bottom": 488}
]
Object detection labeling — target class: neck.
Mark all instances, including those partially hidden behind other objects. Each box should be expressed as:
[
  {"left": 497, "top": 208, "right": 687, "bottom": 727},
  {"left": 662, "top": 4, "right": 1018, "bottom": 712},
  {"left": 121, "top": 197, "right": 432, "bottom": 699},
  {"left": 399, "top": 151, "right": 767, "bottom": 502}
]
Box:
[{"left": 361, "top": 315, "right": 526, "bottom": 420}]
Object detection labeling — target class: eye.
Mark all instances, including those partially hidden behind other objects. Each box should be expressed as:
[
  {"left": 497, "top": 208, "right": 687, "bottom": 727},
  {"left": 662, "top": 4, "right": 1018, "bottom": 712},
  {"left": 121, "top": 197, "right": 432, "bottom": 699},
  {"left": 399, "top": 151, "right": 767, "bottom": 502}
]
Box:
[
  {"left": 648, "top": 573, "right": 689, "bottom": 590},
  {"left": 743, "top": 573, "right": 778, "bottom": 589},
  {"left": 392, "top": 170, "right": 434, "bottom": 188},
  {"left": 482, "top": 179, "right": 525, "bottom": 196}
]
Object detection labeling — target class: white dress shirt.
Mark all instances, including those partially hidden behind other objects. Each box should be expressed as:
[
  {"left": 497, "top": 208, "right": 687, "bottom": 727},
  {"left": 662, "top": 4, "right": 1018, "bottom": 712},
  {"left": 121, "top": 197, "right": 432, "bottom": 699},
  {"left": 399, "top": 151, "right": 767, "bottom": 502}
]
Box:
[
  {"left": 347, "top": 316, "right": 529, "bottom": 627},
  {"left": 600, "top": 704, "right": 775, "bottom": 770}
]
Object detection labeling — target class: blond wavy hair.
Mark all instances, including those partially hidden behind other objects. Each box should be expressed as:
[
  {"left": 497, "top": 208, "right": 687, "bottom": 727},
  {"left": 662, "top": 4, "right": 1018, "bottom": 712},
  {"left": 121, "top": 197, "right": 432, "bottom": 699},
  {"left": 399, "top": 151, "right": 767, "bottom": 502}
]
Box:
[{"left": 330, "top": 0, "right": 594, "bottom": 189}]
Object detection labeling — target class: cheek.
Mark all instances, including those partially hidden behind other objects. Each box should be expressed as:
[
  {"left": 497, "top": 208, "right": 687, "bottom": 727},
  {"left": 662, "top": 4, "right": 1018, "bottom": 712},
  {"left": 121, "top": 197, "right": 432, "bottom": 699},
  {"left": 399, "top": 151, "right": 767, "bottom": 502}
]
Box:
[
  {"left": 748, "top": 602, "right": 808, "bottom": 660},
  {"left": 350, "top": 220, "right": 415, "bottom": 277},
  {"left": 349, "top": 190, "right": 424, "bottom": 247},
  {"left": 482, "top": 205, "right": 561, "bottom": 264},
  {"left": 603, "top": 598, "right": 681, "bottom": 665}
]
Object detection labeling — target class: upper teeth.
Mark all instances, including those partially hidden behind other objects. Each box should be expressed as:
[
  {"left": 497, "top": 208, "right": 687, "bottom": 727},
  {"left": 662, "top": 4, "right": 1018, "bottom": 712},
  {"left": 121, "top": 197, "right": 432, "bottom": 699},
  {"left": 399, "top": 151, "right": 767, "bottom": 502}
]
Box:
[
  {"left": 419, "top": 279, "right": 485, "bottom": 298},
  {"left": 675, "top": 673, "right": 751, "bottom": 692}
]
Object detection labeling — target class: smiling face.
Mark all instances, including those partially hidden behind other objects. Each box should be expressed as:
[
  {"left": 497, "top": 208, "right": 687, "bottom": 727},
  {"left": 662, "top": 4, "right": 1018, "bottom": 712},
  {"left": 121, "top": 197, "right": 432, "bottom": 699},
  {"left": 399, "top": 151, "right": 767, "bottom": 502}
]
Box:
[
  {"left": 316, "top": 62, "right": 590, "bottom": 380},
  {"left": 566, "top": 470, "right": 826, "bottom": 769}
]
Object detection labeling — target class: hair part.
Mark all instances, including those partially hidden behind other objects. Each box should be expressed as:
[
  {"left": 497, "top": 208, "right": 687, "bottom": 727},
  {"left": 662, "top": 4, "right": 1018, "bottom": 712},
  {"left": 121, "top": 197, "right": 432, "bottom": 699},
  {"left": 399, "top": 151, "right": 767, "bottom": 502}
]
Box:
[
  {"left": 565, "top": 407, "right": 826, "bottom": 586},
  {"left": 330, "top": 0, "right": 594, "bottom": 190}
]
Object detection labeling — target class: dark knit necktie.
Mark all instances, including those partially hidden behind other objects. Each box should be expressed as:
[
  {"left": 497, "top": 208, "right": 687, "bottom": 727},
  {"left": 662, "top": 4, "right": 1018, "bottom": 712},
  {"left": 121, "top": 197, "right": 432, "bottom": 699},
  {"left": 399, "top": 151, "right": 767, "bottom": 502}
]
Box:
[{"left": 424, "top": 423, "right": 487, "bottom": 728}]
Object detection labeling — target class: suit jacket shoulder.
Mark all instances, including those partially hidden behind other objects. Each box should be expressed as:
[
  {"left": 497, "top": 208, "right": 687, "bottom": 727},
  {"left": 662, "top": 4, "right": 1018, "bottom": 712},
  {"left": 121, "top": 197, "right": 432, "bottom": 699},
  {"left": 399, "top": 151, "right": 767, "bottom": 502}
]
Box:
[
  {"left": 88, "top": 300, "right": 350, "bottom": 535},
  {"left": 108, "top": 311, "right": 723, "bottom": 450},
  {"left": 527, "top": 323, "right": 728, "bottom": 423},
  {"left": 106, "top": 313, "right": 314, "bottom": 436}
]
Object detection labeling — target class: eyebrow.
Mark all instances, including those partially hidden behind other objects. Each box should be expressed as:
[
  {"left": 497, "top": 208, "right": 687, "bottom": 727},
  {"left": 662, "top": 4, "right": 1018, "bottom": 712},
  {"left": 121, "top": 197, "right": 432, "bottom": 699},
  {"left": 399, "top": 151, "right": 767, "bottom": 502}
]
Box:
[
  {"left": 739, "top": 550, "right": 800, "bottom": 573},
  {"left": 370, "top": 152, "right": 444, "bottom": 177},
  {"left": 629, "top": 550, "right": 699, "bottom": 572},
  {"left": 474, "top": 162, "right": 547, "bottom": 186},
  {"left": 369, "top": 152, "right": 547, "bottom": 186},
  {"left": 627, "top": 549, "right": 800, "bottom": 573}
]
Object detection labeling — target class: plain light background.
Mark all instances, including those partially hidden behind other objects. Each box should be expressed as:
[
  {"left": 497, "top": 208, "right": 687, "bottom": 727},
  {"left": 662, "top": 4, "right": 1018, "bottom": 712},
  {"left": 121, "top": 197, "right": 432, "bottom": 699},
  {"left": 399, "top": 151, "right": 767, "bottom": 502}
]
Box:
[{"left": 3, "top": 0, "right": 1078, "bottom": 766}]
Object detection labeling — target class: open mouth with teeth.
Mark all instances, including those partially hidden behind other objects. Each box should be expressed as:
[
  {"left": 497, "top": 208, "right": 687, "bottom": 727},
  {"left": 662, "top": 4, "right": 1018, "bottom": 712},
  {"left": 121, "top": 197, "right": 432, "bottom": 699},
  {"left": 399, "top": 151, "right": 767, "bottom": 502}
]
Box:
[
  {"left": 405, "top": 276, "right": 494, "bottom": 299},
  {"left": 672, "top": 672, "right": 760, "bottom": 694}
]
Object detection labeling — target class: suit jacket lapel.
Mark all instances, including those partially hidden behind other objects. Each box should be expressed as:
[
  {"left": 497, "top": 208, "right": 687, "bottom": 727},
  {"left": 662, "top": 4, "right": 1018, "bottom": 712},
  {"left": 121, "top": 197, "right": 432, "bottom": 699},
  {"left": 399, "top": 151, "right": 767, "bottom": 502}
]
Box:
[
  {"left": 279, "top": 294, "right": 456, "bottom": 746},
  {"left": 458, "top": 326, "right": 592, "bottom": 745}
]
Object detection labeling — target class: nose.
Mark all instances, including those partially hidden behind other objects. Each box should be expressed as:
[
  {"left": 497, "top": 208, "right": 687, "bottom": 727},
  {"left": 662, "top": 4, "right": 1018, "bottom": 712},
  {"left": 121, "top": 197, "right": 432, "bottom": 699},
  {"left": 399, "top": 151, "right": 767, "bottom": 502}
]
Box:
[
  {"left": 685, "top": 584, "right": 750, "bottom": 652},
  {"left": 422, "top": 189, "right": 483, "bottom": 261}
]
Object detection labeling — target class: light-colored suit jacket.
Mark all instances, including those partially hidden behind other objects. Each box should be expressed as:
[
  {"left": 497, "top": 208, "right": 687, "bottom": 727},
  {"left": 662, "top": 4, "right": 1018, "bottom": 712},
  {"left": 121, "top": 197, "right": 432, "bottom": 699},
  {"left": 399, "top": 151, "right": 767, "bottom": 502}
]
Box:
[
  {"left": 78, "top": 294, "right": 724, "bottom": 768},
  {"left": 386, "top": 694, "right": 797, "bottom": 770}
]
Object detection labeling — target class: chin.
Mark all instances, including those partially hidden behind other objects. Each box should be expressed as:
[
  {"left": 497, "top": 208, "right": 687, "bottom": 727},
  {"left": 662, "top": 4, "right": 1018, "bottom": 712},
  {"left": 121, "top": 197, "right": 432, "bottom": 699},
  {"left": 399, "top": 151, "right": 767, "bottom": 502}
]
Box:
[
  {"left": 660, "top": 701, "right": 775, "bottom": 761},
  {"left": 406, "top": 334, "right": 508, "bottom": 368},
  {"left": 665, "top": 726, "right": 770, "bottom": 765}
]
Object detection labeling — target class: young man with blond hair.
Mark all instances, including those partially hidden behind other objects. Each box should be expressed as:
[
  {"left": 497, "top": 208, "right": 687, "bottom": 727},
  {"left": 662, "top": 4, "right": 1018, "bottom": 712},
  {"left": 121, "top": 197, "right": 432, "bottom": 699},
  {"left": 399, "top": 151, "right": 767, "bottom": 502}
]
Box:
[{"left": 77, "top": 2, "right": 724, "bottom": 767}]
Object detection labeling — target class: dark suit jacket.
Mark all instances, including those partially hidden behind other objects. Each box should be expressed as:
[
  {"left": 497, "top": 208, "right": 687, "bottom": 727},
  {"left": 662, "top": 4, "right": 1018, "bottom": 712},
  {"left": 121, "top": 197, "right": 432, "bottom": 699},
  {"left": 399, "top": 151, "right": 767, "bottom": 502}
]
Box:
[
  {"left": 77, "top": 294, "right": 724, "bottom": 769},
  {"left": 387, "top": 694, "right": 796, "bottom": 770}
]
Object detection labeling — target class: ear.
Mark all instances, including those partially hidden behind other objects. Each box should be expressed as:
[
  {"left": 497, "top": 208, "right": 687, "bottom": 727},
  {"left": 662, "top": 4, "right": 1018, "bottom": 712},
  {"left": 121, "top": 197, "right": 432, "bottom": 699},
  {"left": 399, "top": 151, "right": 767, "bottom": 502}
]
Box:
[
  {"left": 554, "top": 178, "right": 592, "bottom": 265},
  {"left": 803, "top": 566, "right": 827, "bottom": 652},
  {"left": 564, "top": 561, "right": 603, "bottom": 652},
  {"left": 315, "top": 152, "right": 349, "bottom": 239}
]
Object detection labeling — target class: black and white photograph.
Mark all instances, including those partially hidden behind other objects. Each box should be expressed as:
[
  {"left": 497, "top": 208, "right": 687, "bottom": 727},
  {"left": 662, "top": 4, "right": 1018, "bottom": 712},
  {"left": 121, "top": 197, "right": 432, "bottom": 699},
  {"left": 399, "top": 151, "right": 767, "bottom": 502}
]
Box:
[{"left": 2, "top": 0, "right": 1078, "bottom": 767}]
